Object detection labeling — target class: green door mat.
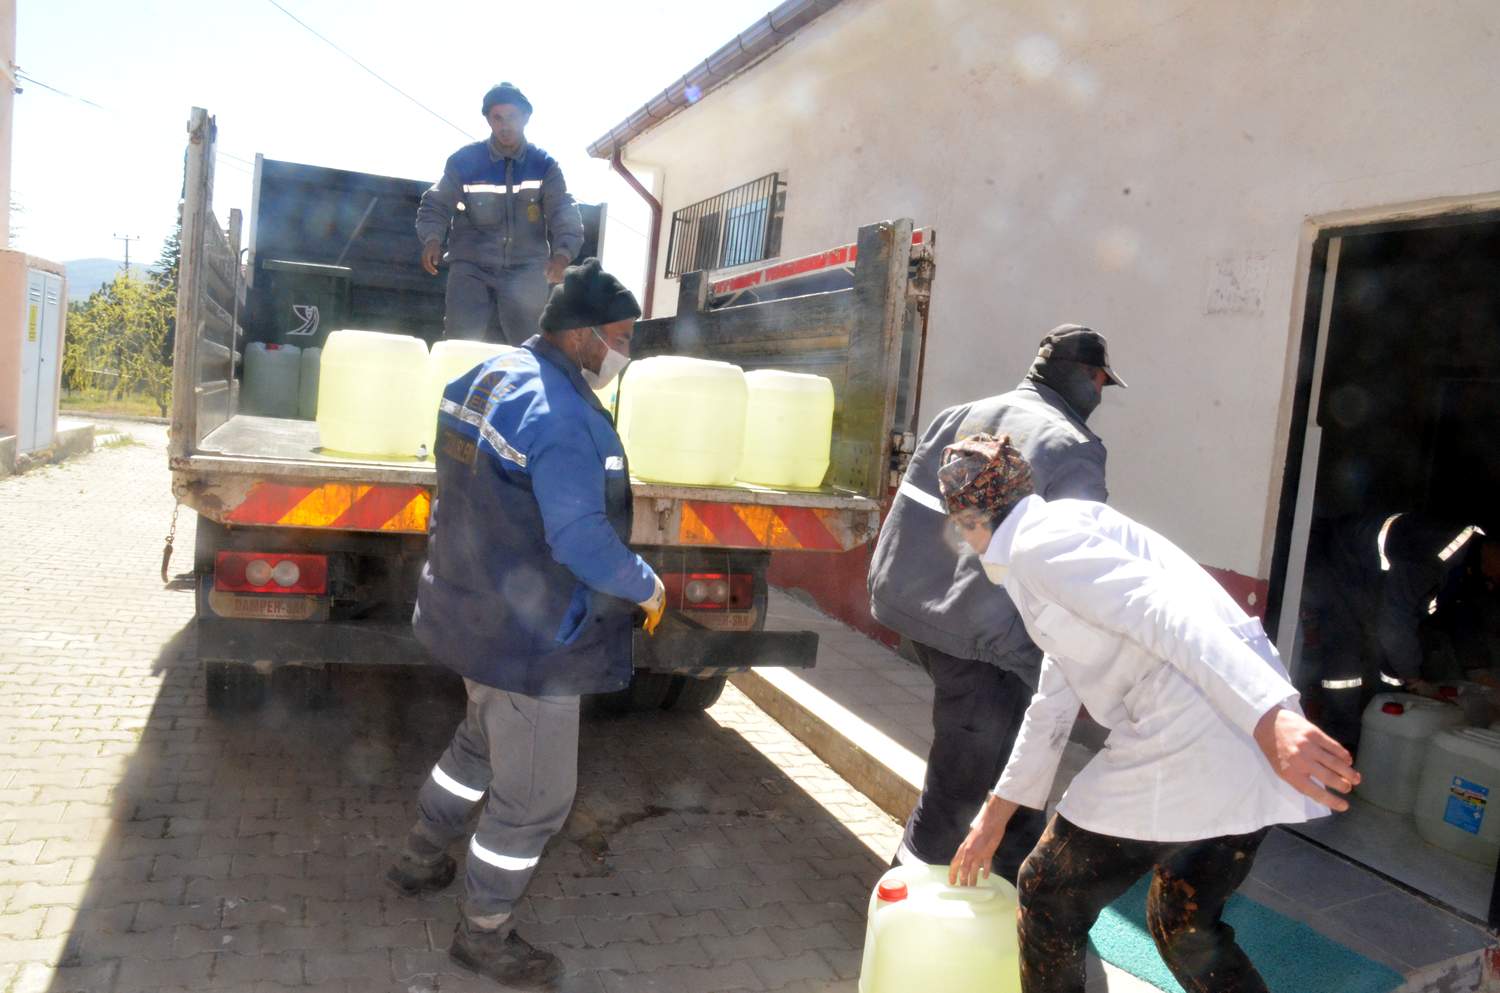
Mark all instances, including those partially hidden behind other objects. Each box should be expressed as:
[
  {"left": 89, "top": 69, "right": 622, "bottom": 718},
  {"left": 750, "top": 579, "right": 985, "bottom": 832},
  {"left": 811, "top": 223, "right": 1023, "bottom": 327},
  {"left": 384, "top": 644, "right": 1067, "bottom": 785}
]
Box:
[{"left": 1088, "top": 877, "right": 1404, "bottom": 993}]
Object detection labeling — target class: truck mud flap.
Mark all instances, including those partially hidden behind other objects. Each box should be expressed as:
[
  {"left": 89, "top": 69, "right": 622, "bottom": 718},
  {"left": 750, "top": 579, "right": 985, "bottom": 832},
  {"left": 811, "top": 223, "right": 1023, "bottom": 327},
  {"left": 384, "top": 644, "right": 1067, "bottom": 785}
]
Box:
[{"left": 632, "top": 628, "right": 818, "bottom": 675}]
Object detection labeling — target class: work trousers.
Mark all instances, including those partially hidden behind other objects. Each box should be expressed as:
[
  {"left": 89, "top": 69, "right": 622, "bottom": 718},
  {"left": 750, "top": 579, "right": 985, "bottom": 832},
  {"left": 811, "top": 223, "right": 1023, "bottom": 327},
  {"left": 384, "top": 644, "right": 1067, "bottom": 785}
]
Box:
[
  {"left": 897, "top": 642, "right": 1046, "bottom": 883},
  {"left": 406, "top": 678, "right": 580, "bottom": 928},
  {"left": 444, "top": 260, "right": 550, "bottom": 344},
  {"left": 1017, "top": 814, "right": 1268, "bottom": 993}
]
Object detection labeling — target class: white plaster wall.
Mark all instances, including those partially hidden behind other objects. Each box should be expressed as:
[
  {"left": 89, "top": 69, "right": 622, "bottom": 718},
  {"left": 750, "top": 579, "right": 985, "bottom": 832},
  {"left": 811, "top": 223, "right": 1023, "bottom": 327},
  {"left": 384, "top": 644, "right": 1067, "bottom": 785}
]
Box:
[{"left": 619, "top": 0, "right": 1500, "bottom": 576}]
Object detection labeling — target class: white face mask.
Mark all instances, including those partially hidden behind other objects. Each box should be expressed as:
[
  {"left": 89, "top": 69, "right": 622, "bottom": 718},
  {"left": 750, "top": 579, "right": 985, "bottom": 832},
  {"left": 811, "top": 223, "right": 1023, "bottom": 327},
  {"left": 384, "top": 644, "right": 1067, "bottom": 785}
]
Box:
[
  {"left": 981, "top": 560, "right": 1009, "bottom": 586},
  {"left": 581, "top": 327, "right": 629, "bottom": 390}
]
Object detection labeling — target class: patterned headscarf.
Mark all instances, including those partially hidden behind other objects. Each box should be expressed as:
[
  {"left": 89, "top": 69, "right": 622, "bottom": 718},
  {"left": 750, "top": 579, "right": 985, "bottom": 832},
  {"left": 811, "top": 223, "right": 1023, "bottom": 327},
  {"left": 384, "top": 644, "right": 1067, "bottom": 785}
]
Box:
[{"left": 937, "top": 433, "right": 1034, "bottom": 520}]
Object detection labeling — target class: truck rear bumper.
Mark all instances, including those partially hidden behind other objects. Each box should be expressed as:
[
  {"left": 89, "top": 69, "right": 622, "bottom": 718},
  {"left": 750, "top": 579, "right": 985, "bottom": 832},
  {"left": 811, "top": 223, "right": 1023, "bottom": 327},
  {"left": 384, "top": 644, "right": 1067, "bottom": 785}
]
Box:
[
  {"left": 197, "top": 616, "right": 429, "bottom": 667},
  {"left": 197, "top": 618, "right": 818, "bottom": 675},
  {"left": 633, "top": 627, "right": 818, "bottom": 676}
]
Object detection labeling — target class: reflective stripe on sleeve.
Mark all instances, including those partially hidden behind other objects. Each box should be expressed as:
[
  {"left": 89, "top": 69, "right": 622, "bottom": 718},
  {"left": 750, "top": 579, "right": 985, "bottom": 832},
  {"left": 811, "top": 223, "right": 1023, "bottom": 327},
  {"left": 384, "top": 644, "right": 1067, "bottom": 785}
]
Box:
[
  {"left": 469, "top": 837, "right": 541, "bottom": 871},
  {"left": 1376, "top": 513, "right": 1403, "bottom": 572},
  {"left": 1438, "top": 525, "right": 1485, "bottom": 563},
  {"left": 430, "top": 764, "right": 484, "bottom": 803},
  {"left": 1380, "top": 672, "right": 1404, "bottom": 687},
  {"left": 897, "top": 480, "right": 945, "bottom": 514},
  {"left": 1320, "top": 677, "right": 1363, "bottom": 690}
]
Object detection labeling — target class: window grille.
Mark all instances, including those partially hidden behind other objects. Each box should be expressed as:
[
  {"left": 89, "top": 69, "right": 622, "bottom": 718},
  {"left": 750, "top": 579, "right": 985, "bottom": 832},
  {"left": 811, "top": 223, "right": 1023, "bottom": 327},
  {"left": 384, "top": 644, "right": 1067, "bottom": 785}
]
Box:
[{"left": 665, "top": 173, "right": 784, "bottom": 278}]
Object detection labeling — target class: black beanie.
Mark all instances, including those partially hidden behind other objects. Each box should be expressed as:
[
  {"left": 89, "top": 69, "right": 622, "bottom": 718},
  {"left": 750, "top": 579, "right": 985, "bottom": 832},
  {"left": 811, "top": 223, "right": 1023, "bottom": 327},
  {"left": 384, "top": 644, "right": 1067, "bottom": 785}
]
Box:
[
  {"left": 482, "top": 82, "right": 532, "bottom": 116},
  {"left": 539, "top": 258, "right": 642, "bottom": 333}
]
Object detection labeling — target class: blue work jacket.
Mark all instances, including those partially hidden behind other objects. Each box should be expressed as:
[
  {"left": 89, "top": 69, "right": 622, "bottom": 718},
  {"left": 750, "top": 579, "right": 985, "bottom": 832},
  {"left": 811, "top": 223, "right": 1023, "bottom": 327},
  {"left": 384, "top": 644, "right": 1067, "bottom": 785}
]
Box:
[{"left": 412, "top": 336, "right": 654, "bottom": 696}]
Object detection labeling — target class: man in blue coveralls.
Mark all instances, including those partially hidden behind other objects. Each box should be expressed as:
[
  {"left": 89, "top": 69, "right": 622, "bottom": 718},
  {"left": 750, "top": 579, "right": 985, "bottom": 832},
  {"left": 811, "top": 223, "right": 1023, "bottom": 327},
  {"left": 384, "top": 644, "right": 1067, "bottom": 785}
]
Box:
[
  {"left": 387, "top": 259, "right": 665, "bottom": 989},
  {"left": 417, "top": 82, "right": 584, "bottom": 343}
]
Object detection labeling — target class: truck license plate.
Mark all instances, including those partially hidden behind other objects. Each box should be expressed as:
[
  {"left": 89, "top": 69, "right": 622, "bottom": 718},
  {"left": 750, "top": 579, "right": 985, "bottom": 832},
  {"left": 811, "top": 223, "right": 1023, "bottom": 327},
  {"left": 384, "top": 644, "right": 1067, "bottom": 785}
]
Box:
[{"left": 208, "top": 591, "right": 328, "bottom": 621}]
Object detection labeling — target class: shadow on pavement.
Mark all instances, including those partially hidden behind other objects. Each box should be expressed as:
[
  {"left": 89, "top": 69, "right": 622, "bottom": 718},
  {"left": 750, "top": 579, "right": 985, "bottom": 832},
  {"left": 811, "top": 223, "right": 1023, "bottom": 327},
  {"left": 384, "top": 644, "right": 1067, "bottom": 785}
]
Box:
[{"left": 43, "top": 626, "right": 884, "bottom": 993}]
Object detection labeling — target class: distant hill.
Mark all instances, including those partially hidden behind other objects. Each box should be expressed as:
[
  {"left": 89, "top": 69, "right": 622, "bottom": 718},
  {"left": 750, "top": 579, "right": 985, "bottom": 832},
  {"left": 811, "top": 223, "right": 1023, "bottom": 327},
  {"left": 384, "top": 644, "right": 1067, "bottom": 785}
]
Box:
[{"left": 64, "top": 259, "right": 153, "bottom": 302}]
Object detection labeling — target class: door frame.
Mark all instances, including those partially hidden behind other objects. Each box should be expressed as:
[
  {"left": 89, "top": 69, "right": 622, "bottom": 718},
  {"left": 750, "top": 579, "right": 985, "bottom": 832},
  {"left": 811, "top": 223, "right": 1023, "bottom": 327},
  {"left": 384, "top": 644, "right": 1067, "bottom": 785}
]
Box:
[
  {"left": 1261, "top": 190, "right": 1500, "bottom": 927},
  {"left": 1262, "top": 191, "right": 1500, "bottom": 648}
]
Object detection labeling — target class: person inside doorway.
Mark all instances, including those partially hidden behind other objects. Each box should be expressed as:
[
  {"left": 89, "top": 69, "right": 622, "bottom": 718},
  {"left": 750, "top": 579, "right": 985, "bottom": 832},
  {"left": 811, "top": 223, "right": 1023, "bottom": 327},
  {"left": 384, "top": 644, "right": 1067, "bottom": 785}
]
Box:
[
  {"left": 941, "top": 433, "right": 1355, "bottom": 993},
  {"left": 1304, "top": 511, "right": 1500, "bottom": 748},
  {"left": 416, "top": 82, "right": 583, "bottom": 343}
]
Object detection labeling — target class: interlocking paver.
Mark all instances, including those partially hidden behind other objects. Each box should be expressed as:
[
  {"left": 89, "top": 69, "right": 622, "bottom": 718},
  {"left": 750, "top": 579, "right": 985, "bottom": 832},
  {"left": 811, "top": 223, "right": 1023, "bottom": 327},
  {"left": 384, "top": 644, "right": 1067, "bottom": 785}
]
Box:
[{"left": 0, "top": 423, "right": 915, "bottom": 992}]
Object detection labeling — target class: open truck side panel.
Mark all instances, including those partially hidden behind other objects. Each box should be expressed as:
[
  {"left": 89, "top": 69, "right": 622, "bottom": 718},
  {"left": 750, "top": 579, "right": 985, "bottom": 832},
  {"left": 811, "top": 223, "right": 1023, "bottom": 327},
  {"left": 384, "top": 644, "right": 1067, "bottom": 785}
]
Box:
[{"left": 169, "top": 108, "right": 932, "bottom": 711}]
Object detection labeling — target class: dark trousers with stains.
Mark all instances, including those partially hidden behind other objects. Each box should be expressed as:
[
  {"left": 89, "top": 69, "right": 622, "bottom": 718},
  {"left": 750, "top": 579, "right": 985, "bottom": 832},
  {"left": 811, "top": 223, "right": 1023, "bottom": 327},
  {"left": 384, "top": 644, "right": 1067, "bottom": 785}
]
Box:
[
  {"left": 898, "top": 643, "right": 1047, "bottom": 882},
  {"left": 1017, "top": 814, "right": 1269, "bottom": 993}
]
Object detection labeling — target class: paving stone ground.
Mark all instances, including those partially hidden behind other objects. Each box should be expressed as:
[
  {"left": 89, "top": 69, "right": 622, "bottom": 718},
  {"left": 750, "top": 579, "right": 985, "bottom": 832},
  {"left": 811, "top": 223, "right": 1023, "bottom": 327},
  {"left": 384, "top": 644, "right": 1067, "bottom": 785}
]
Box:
[{"left": 0, "top": 422, "right": 904, "bottom": 993}]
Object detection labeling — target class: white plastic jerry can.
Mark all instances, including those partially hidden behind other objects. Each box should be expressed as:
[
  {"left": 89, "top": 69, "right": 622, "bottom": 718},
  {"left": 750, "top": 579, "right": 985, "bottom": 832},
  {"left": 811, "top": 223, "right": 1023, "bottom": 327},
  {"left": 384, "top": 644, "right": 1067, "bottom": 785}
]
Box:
[{"left": 859, "top": 863, "right": 1021, "bottom": 993}]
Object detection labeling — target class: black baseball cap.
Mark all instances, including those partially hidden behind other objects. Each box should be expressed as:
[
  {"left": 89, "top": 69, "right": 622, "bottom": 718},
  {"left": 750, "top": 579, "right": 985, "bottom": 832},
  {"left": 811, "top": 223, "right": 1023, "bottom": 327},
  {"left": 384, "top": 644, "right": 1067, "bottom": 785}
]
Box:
[{"left": 1037, "top": 324, "right": 1126, "bottom": 387}]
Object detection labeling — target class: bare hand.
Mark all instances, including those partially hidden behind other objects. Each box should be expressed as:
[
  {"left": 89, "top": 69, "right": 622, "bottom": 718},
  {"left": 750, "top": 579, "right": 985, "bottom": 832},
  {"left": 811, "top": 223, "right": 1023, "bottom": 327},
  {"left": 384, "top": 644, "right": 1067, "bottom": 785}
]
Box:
[
  {"left": 1253, "top": 705, "right": 1359, "bottom": 811},
  {"left": 948, "top": 795, "right": 1015, "bottom": 887},
  {"left": 545, "top": 254, "right": 570, "bottom": 284},
  {"left": 421, "top": 241, "right": 443, "bottom": 276}
]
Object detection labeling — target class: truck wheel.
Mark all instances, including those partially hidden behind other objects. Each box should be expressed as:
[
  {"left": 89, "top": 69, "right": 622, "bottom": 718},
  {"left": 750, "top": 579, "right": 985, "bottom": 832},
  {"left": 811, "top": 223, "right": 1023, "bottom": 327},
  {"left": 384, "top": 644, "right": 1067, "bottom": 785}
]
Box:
[
  {"left": 205, "top": 661, "right": 267, "bottom": 713},
  {"left": 590, "top": 671, "right": 675, "bottom": 715},
  {"left": 662, "top": 673, "right": 727, "bottom": 712}
]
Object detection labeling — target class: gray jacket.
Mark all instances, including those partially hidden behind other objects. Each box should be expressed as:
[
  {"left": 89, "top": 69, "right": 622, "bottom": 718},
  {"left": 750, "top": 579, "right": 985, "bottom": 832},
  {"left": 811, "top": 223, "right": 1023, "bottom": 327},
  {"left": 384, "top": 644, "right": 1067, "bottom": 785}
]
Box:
[
  {"left": 866, "top": 380, "right": 1108, "bottom": 685},
  {"left": 415, "top": 140, "right": 583, "bottom": 269}
]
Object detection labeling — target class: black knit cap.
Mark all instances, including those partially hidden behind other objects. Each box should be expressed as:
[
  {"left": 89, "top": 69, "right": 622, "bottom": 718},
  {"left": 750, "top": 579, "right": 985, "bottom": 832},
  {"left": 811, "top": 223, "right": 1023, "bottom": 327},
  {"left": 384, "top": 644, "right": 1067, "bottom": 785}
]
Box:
[
  {"left": 539, "top": 258, "right": 642, "bottom": 333},
  {"left": 482, "top": 82, "right": 532, "bottom": 116}
]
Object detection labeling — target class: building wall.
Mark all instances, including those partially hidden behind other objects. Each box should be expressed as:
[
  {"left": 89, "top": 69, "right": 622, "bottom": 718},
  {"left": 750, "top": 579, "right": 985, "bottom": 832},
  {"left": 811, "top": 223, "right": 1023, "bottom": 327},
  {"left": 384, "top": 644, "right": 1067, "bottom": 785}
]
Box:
[{"left": 620, "top": 0, "right": 1500, "bottom": 579}]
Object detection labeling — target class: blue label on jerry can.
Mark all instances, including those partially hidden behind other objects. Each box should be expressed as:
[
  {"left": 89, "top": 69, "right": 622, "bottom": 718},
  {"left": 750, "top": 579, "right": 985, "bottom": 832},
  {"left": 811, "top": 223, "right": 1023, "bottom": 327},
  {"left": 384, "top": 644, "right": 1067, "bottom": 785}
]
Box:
[{"left": 1444, "top": 776, "right": 1489, "bottom": 835}]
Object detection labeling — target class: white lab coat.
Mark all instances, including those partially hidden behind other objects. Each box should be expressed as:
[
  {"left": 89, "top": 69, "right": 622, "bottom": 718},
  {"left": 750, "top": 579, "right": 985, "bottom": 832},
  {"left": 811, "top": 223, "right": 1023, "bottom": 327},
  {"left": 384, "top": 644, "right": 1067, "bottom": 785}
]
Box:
[{"left": 985, "top": 496, "right": 1327, "bottom": 841}]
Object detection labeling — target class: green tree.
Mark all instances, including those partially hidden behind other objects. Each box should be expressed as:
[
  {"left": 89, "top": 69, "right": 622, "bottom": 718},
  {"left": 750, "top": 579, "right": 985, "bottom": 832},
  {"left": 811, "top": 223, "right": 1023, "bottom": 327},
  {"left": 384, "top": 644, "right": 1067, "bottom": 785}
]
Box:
[{"left": 62, "top": 274, "right": 174, "bottom": 415}]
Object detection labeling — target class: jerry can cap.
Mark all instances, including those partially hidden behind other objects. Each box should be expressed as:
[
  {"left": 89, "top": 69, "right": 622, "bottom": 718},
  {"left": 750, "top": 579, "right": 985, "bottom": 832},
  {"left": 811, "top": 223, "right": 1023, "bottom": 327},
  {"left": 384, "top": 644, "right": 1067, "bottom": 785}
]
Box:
[{"left": 877, "top": 880, "right": 908, "bottom": 902}]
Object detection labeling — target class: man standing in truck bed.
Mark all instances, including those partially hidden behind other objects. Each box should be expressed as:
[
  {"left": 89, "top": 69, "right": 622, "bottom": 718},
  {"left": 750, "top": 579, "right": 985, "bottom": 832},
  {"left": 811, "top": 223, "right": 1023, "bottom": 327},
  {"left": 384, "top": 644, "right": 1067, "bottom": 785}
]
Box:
[{"left": 417, "top": 82, "right": 584, "bottom": 343}]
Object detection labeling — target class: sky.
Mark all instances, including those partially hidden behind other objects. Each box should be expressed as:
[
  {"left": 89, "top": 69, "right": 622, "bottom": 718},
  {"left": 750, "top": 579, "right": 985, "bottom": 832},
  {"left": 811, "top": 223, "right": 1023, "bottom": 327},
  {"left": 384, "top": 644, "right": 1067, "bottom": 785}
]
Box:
[{"left": 9, "top": 0, "right": 774, "bottom": 298}]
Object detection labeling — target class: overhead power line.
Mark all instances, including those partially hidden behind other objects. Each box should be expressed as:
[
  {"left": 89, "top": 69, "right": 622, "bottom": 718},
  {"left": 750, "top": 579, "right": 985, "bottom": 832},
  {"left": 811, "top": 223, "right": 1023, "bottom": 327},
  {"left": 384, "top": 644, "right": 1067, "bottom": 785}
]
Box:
[
  {"left": 14, "top": 70, "right": 107, "bottom": 110},
  {"left": 263, "top": 0, "right": 475, "bottom": 140}
]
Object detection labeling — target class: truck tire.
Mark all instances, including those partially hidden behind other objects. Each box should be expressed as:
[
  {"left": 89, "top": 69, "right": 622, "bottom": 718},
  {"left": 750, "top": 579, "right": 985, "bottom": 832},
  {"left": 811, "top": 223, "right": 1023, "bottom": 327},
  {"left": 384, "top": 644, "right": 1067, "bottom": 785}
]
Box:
[
  {"left": 661, "top": 673, "right": 727, "bottom": 712},
  {"left": 205, "top": 661, "right": 267, "bottom": 713},
  {"left": 589, "top": 671, "right": 675, "bottom": 715}
]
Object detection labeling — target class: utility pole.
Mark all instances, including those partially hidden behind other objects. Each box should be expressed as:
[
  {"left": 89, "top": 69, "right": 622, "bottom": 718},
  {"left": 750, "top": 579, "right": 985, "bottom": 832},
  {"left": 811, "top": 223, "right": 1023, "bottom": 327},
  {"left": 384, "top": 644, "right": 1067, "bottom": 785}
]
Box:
[{"left": 113, "top": 233, "right": 139, "bottom": 274}]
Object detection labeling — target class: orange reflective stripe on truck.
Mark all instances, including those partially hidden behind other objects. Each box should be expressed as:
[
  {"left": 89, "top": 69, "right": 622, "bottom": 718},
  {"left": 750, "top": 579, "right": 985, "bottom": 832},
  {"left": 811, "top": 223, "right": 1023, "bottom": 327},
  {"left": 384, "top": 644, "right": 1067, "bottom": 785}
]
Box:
[
  {"left": 225, "top": 482, "right": 431, "bottom": 533},
  {"left": 679, "top": 501, "right": 848, "bottom": 551}
]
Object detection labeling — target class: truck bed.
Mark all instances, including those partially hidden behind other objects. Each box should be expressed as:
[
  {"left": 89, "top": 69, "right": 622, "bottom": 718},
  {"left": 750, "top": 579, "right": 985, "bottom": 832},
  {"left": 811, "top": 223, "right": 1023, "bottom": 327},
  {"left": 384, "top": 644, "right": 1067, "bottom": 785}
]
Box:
[{"left": 187, "top": 413, "right": 876, "bottom": 512}]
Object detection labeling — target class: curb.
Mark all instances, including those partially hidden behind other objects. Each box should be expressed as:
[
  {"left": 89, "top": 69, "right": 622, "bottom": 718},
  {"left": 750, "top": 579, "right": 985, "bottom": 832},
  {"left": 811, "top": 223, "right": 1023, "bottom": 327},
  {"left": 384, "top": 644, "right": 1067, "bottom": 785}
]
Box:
[{"left": 729, "top": 667, "right": 922, "bottom": 823}]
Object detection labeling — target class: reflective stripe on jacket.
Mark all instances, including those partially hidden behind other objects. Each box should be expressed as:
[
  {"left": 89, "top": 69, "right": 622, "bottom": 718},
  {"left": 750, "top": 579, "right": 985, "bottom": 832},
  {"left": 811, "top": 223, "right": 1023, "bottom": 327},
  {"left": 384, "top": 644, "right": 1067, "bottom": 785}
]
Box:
[
  {"left": 416, "top": 141, "right": 584, "bottom": 269},
  {"left": 412, "top": 336, "right": 654, "bottom": 696},
  {"left": 866, "top": 380, "right": 1107, "bottom": 684}
]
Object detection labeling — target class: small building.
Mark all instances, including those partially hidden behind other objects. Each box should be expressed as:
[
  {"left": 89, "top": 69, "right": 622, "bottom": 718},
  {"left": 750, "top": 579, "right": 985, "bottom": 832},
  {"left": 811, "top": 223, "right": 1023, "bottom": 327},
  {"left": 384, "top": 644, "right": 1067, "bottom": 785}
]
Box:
[{"left": 587, "top": 0, "right": 1500, "bottom": 932}]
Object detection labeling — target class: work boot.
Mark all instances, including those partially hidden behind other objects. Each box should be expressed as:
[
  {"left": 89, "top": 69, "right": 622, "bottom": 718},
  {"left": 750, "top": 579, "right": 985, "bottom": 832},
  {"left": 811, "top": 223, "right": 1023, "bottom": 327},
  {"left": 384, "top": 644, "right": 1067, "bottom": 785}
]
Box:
[
  {"left": 448, "top": 917, "right": 563, "bottom": 990},
  {"left": 385, "top": 847, "right": 457, "bottom": 895}
]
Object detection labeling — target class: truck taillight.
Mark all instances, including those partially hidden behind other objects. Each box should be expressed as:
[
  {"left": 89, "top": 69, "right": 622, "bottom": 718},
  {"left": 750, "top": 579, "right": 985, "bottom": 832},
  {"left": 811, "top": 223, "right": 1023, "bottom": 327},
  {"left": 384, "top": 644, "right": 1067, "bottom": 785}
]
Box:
[
  {"left": 215, "top": 552, "right": 327, "bottom": 595},
  {"left": 662, "top": 572, "right": 754, "bottom": 610}
]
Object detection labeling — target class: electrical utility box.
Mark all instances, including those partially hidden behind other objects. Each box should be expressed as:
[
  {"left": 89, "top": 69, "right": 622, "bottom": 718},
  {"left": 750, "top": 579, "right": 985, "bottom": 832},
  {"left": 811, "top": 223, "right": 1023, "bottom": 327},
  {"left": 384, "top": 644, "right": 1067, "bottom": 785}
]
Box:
[{"left": 0, "top": 251, "right": 68, "bottom": 455}]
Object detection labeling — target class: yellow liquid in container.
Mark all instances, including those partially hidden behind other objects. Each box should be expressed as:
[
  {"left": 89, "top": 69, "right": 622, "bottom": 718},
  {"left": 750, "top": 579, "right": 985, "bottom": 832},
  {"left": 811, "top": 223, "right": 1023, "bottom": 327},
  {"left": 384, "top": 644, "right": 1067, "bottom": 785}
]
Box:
[
  {"left": 737, "top": 369, "right": 835, "bottom": 489},
  {"left": 427, "top": 340, "right": 516, "bottom": 451},
  {"left": 316, "top": 329, "right": 430, "bottom": 459},
  {"left": 859, "top": 863, "right": 1020, "bottom": 993},
  {"left": 616, "top": 356, "right": 747, "bottom": 485}
]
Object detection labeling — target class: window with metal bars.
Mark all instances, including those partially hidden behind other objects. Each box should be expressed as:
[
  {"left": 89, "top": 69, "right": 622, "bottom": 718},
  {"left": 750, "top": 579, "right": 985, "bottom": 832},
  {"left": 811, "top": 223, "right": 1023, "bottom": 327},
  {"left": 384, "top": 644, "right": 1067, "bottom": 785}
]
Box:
[{"left": 664, "top": 173, "right": 785, "bottom": 278}]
